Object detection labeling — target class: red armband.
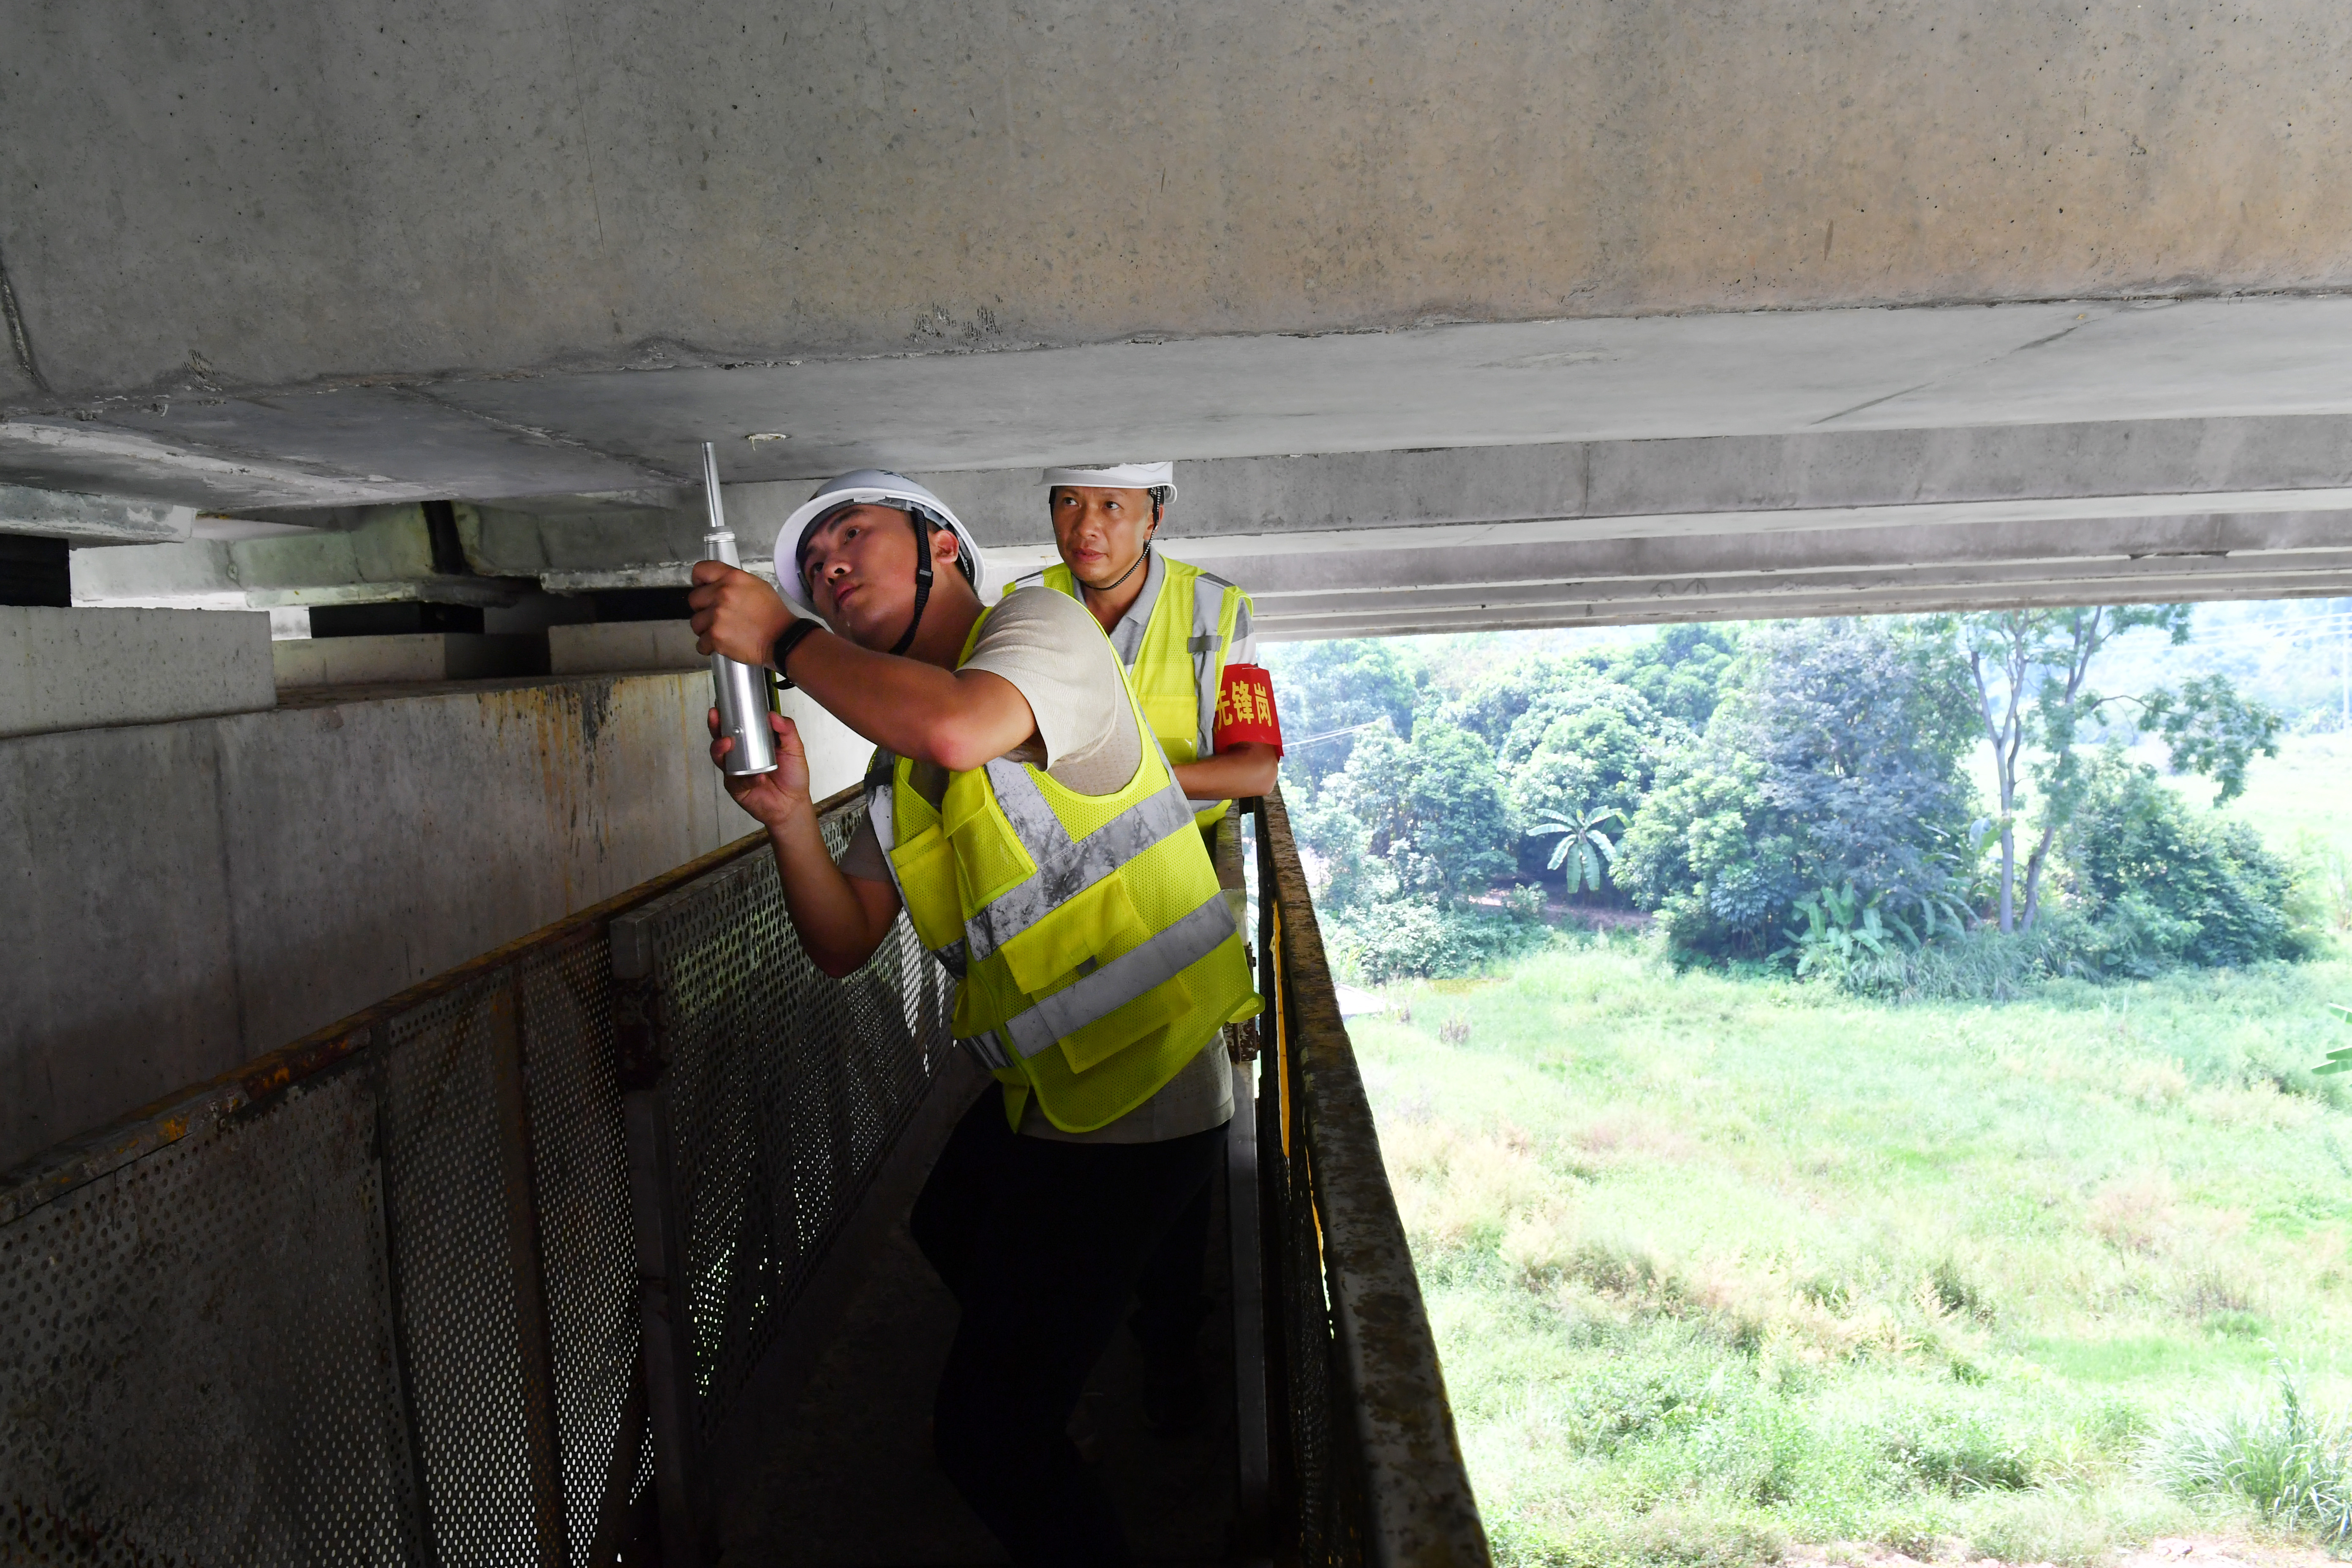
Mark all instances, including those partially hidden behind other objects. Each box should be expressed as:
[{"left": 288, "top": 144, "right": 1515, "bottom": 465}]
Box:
[{"left": 1213, "top": 664, "right": 1283, "bottom": 755}]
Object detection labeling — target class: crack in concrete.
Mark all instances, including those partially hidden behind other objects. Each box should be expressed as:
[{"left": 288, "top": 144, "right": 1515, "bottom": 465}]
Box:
[
  {"left": 1808, "top": 378, "right": 1937, "bottom": 427},
  {"left": 1810, "top": 310, "right": 2123, "bottom": 428},
  {"left": 0, "top": 243, "right": 53, "bottom": 397},
  {"left": 391, "top": 384, "right": 684, "bottom": 485}
]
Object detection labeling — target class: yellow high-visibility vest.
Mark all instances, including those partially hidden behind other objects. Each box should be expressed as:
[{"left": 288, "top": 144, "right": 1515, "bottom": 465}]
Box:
[
  {"left": 1032, "top": 555, "right": 1250, "bottom": 827},
  {"left": 864, "top": 601, "right": 1263, "bottom": 1132}
]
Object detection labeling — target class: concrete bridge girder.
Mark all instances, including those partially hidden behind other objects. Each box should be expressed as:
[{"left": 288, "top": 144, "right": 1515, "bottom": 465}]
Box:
[
  {"left": 6, "top": 6, "right": 2352, "bottom": 630},
  {"left": 63, "top": 399, "right": 2352, "bottom": 635},
  {"left": 8, "top": 2, "right": 2352, "bottom": 403}
]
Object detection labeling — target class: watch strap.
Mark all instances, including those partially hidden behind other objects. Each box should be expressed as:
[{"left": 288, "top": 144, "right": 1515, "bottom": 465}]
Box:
[{"left": 772, "top": 617, "right": 822, "bottom": 687}]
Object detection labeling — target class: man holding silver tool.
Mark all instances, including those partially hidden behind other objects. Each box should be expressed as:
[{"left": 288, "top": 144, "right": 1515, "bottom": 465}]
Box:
[{"left": 686, "top": 464, "right": 1263, "bottom": 1566}]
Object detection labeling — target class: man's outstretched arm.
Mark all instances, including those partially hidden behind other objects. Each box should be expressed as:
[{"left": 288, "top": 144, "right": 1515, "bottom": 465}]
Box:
[
  {"left": 1173, "top": 741, "right": 1281, "bottom": 803},
  {"left": 689, "top": 562, "right": 1035, "bottom": 772}
]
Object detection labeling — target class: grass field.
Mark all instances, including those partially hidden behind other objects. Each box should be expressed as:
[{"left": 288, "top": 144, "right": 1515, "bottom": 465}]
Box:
[{"left": 1354, "top": 945, "right": 2352, "bottom": 1566}]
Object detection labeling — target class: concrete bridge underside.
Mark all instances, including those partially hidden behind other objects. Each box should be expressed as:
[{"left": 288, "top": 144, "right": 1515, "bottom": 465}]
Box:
[{"left": 8, "top": 1, "right": 2352, "bottom": 629}]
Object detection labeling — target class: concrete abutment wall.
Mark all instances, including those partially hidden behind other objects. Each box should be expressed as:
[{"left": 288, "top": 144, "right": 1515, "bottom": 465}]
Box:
[{"left": 0, "top": 667, "right": 861, "bottom": 1172}]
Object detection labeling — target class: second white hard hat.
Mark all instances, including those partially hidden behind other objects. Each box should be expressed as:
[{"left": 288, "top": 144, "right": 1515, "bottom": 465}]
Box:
[
  {"left": 1040, "top": 462, "right": 1178, "bottom": 501},
  {"left": 774, "top": 469, "right": 988, "bottom": 623}
]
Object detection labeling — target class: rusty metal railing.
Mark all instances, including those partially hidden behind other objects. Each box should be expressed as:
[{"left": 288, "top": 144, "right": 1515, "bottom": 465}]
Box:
[
  {"left": 1249, "top": 787, "right": 1493, "bottom": 1568},
  {"left": 0, "top": 779, "right": 1484, "bottom": 1568},
  {"left": 0, "top": 788, "right": 951, "bottom": 1568}
]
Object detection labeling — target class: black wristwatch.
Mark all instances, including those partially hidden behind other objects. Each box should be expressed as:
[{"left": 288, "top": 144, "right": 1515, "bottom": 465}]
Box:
[{"left": 771, "top": 618, "right": 822, "bottom": 688}]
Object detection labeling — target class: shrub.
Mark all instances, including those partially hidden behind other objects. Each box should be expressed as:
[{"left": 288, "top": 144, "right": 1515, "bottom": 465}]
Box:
[
  {"left": 1328, "top": 898, "right": 1542, "bottom": 983},
  {"left": 2063, "top": 750, "right": 2312, "bottom": 972},
  {"left": 1876, "top": 1403, "right": 2033, "bottom": 1492},
  {"left": 1505, "top": 883, "right": 1549, "bottom": 923},
  {"left": 1834, "top": 915, "right": 2099, "bottom": 1001},
  {"left": 2142, "top": 1367, "right": 2352, "bottom": 1540}
]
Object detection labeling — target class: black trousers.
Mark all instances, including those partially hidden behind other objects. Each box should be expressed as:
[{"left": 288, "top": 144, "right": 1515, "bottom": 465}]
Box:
[{"left": 909, "top": 1086, "right": 1226, "bottom": 1566}]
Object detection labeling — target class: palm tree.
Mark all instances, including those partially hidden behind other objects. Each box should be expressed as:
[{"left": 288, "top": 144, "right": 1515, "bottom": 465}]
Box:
[{"left": 1526, "top": 806, "right": 1625, "bottom": 895}]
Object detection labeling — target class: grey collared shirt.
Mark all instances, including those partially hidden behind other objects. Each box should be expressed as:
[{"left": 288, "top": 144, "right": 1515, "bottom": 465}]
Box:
[{"left": 1013, "top": 550, "right": 1259, "bottom": 674}]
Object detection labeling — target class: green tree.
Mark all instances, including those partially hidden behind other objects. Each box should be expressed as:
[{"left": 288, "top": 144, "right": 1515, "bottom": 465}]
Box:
[
  {"left": 1597, "top": 623, "right": 1741, "bottom": 728},
  {"left": 2062, "top": 749, "right": 2307, "bottom": 972},
  {"left": 1263, "top": 639, "right": 1427, "bottom": 791},
  {"left": 1528, "top": 806, "right": 1625, "bottom": 893},
  {"left": 1617, "top": 619, "right": 1980, "bottom": 961},
  {"left": 1295, "top": 720, "right": 1515, "bottom": 910},
  {"left": 1964, "top": 607, "right": 2284, "bottom": 934},
  {"left": 1496, "top": 680, "right": 1664, "bottom": 831}
]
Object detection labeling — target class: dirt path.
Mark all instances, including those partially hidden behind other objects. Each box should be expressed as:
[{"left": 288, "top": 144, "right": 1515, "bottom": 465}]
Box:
[{"left": 1785, "top": 1538, "right": 2338, "bottom": 1568}]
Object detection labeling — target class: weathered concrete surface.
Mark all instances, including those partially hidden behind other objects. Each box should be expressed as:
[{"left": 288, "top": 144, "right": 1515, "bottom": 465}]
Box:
[
  {"left": 0, "top": 606, "right": 275, "bottom": 739},
  {"left": 549, "top": 620, "right": 703, "bottom": 675},
  {"left": 16, "top": 298, "right": 2352, "bottom": 514},
  {"left": 8, "top": 5, "right": 2352, "bottom": 632},
  {"left": 0, "top": 672, "right": 862, "bottom": 1171},
  {"left": 0, "top": 484, "right": 199, "bottom": 544},
  {"left": 5, "top": 1, "right": 2352, "bottom": 407},
  {"left": 271, "top": 632, "right": 550, "bottom": 688}
]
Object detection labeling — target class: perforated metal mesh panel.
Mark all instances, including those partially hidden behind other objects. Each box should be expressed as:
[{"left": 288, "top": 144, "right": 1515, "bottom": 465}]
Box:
[
  {"left": 0, "top": 1067, "right": 421, "bottom": 1568},
  {"left": 1271, "top": 1128, "right": 1363, "bottom": 1567},
  {"left": 517, "top": 933, "right": 639, "bottom": 1568},
  {"left": 8, "top": 786, "right": 1337, "bottom": 1564},
  {"left": 638, "top": 803, "right": 950, "bottom": 1441},
  {"left": 380, "top": 972, "right": 548, "bottom": 1566}
]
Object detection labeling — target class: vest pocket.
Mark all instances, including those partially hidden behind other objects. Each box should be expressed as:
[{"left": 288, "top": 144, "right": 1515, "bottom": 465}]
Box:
[
  {"left": 943, "top": 773, "right": 1038, "bottom": 912},
  {"left": 998, "top": 872, "right": 1143, "bottom": 995},
  {"left": 887, "top": 823, "right": 965, "bottom": 953},
  {"left": 1057, "top": 971, "right": 1189, "bottom": 1076}
]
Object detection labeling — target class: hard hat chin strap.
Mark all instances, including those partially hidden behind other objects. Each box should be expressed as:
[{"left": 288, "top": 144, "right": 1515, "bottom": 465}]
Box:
[
  {"left": 889, "top": 516, "right": 936, "bottom": 658},
  {"left": 1090, "top": 541, "right": 1152, "bottom": 599}
]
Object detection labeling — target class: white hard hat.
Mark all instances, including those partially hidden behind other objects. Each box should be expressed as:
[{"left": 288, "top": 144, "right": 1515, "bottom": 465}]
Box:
[
  {"left": 774, "top": 469, "right": 988, "bottom": 623},
  {"left": 1040, "top": 462, "right": 1178, "bottom": 502}
]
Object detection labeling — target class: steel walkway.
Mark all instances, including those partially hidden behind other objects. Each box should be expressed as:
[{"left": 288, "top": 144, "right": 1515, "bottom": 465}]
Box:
[{"left": 0, "top": 790, "right": 1484, "bottom": 1567}]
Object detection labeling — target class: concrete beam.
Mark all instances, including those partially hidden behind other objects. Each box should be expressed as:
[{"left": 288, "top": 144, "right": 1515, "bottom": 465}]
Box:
[
  {"left": 1279, "top": 575, "right": 2352, "bottom": 641},
  {"left": 70, "top": 504, "right": 534, "bottom": 611},
  {"left": 0, "top": 483, "right": 198, "bottom": 544},
  {"left": 8, "top": 2, "right": 2352, "bottom": 409},
  {"left": 12, "top": 300, "right": 2352, "bottom": 515},
  {"left": 0, "top": 607, "right": 276, "bottom": 739},
  {"left": 63, "top": 413, "right": 2352, "bottom": 630}
]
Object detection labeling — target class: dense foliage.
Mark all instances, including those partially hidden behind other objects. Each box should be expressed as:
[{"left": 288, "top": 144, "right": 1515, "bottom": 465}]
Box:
[
  {"left": 1266, "top": 611, "right": 2307, "bottom": 988},
  {"left": 1616, "top": 620, "right": 1981, "bottom": 961},
  {"left": 1261, "top": 637, "right": 1427, "bottom": 790},
  {"left": 2061, "top": 749, "right": 2311, "bottom": 973}
]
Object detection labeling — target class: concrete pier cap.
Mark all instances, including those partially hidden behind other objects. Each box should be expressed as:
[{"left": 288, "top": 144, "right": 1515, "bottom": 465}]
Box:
[{"left": 3, "top": 0, "right": 2351, "bottom": 630}]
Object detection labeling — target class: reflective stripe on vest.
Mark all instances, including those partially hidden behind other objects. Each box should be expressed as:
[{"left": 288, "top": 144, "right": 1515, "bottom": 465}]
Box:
[
  {"left": 866, "top": 751, "right": 1199, "bottom": 975},
  {"left": 966, "top": 890, "right": 1236, "bottom": 1066},
  {"left": 859, "top": 600, "right": 1261, "bottom": 1130},
  {"left": 962, "top": 758, "right": 1198, "bottom": 964}
]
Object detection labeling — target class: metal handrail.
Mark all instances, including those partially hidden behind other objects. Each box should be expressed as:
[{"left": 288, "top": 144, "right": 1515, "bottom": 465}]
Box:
[
  {"left": 0, "top": 823, "right": 784, "bottom": 1229},
  {"left": 1252, "top": 786, "right": 1492, "bottom": 1567},
  {"left": 2, "top": 780, "right": 1490, "bottom": 1567}
]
